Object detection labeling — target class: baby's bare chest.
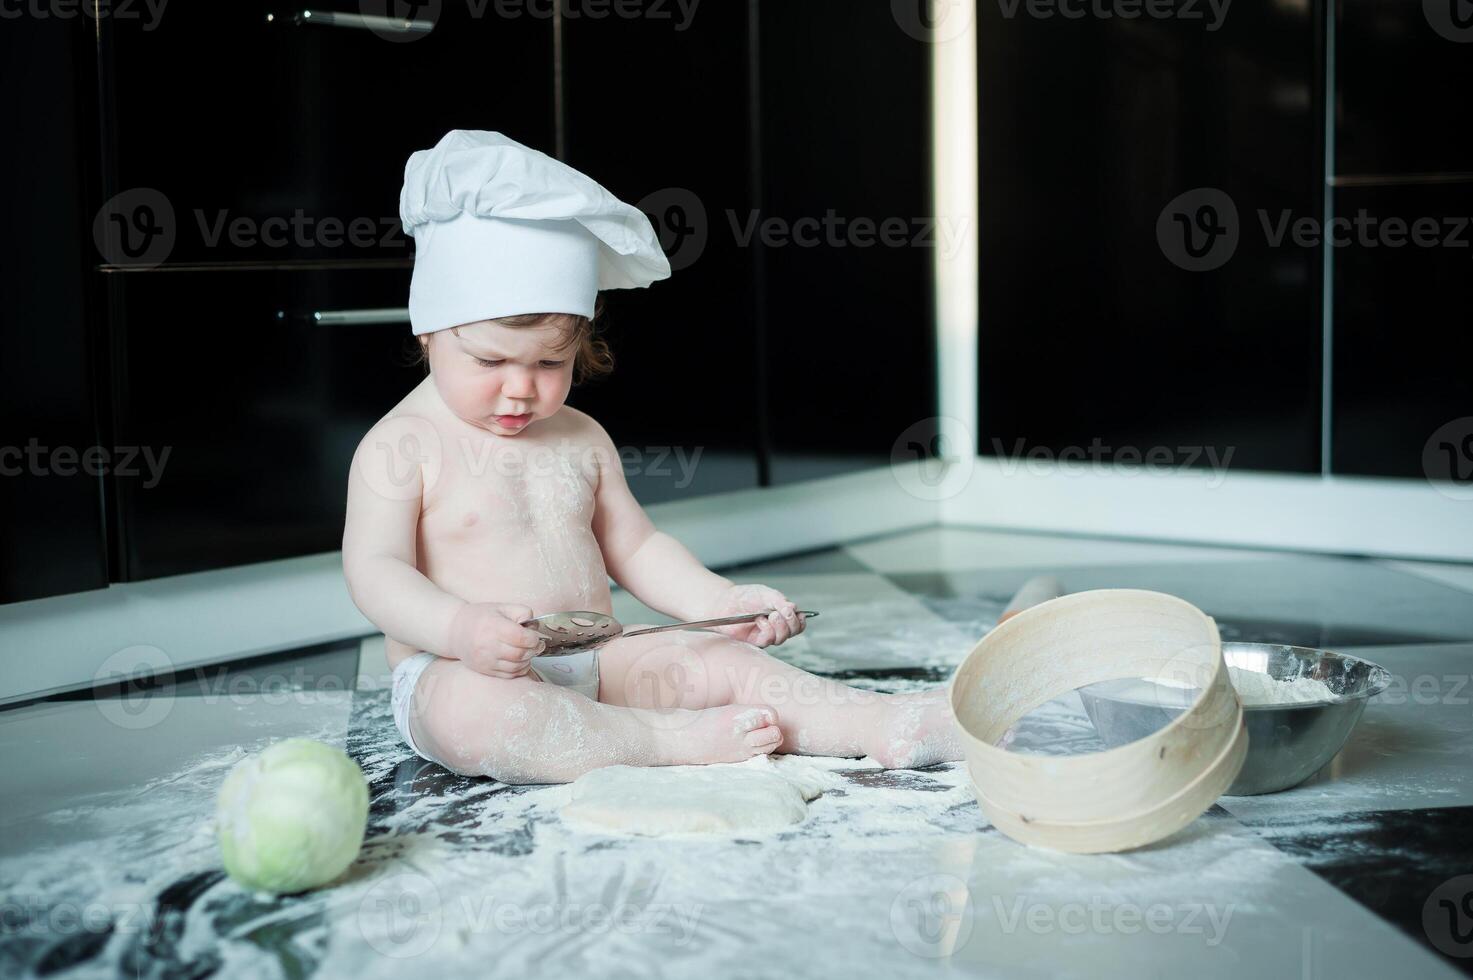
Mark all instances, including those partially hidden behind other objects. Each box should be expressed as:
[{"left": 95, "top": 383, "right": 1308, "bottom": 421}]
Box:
[
  {"left": 422, "top": 438, "right": 600, "bottom": 539},
  {"left": 415, "top": 437, "right": 610, "bottom": 607}
]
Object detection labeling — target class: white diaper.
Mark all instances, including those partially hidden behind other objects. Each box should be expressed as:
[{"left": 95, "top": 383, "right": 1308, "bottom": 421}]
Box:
[
  {"left": 527, "top": 649, "right": 601, "bottom": 700},
  {"left": 390, "top": 652, "right": 442, "bottom": 763},
  {"left": 390, "top": 650, "right": 602, "bottom": 763}
]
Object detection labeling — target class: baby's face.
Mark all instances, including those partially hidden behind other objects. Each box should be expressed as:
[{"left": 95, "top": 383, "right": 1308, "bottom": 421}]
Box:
[{"left": 425, "top": 319, "right": 575, "bottom": 435}]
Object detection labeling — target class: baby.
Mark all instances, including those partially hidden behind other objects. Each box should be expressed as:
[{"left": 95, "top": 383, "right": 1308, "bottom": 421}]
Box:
[{"left": 343, "top": 131, "right": 962, "bottom": 784}]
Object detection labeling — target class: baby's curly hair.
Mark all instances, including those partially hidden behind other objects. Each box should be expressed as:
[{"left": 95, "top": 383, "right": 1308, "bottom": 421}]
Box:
[{"left": 412, "top": 296, "right": 613, "bottom": 384}]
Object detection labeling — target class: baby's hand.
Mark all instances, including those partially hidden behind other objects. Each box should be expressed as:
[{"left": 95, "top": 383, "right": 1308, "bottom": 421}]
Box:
[
  {"left": 448, "top": 603, "right": 546, "bottom": 679},
  {"left": 706, "top": 584, "right": 805, "bottom": 648}
]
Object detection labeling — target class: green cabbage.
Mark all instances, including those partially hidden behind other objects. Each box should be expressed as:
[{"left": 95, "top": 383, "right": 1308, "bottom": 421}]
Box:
[{"left": 216, "top": 738, "right": 369, "bottom": 893}]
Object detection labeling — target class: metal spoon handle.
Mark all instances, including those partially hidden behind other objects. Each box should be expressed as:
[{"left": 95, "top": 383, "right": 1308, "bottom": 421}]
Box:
[{"left": 622, "top": 609, "right": 819, "bottom": 639}]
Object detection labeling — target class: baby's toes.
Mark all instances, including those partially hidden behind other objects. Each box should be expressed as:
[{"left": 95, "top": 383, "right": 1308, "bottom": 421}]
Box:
[
  {"left": 745, "top": 724, "right": 783, "bottom": 753},
  {"left": 729, "top": 706, "right": 782, "bottom": 754},
  {"left": 730, "top": 705, "right": 777, "bottom": 735}
]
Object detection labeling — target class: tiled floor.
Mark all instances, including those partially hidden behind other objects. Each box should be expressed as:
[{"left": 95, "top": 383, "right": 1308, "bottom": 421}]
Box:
[{"left": 2, "top": 526, "right": 1471, "bottom": 978}]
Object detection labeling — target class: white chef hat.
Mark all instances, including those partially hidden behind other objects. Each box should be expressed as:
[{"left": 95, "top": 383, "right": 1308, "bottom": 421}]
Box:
[{"left": 399, "top": 130, "right": 671, "bottom": 336}]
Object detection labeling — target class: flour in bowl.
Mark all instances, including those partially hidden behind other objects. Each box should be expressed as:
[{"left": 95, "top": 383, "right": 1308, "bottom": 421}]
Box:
[{"left": 1225, "top": 666, "right": 1336, "bottom": 706}]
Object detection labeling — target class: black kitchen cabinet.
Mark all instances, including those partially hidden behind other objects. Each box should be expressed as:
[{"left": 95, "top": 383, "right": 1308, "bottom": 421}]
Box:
[
  {"left": 976, "top": 7, "right": 1324, "bottom": 474},
  {"left": 97, "top": 2, "right": 557, "bottom": 580},
  {"left": 107, "top": 268, "right": 421, "bottom": 580},
  {"left": 1330, "top": 182, "right": 1473, "bottom": 480},
  {"left": 1327, "top": 0, "right": 1473, "bottom": 480},
  {"left": 0, "top": 17, "right": 110, "bottom": 605},
  {"left": 758, "top": 1, "right": 938, "bottom": 484},
  {"left": 47, "top": 0, "right": 943, "bottom": 589},
  {"left": 103, "top": 2, "right": 554, "bottom": 266},
  {"left": 561, "top": 1, "right": 937, "bottom": 497},
  {"left": 560, "top": 3, "right": 761, "bottom": 504},
  {"left": 1335, "top": 0, "right": 1472, "bottom": 177}
]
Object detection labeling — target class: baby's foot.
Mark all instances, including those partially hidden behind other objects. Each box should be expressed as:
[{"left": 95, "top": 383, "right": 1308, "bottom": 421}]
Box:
[
  {"left": 866, "top": 695, "right": 964, "bottom": 770},
  {"left": 654, "top": 704, "right": 783, "bottom": 765}
]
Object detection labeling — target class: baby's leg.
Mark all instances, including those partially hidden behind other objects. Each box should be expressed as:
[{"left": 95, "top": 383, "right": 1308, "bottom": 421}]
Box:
[
  {"left": 597, "top": 631, "right": 962, "bottom": 769},
  {"left": 407, "top": 657, "right": 783, "bottom": 784}
]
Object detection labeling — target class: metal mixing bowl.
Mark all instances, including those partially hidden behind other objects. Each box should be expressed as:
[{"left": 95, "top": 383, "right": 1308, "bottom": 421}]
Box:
[{"left": 1076, "top": 642, "right": 1392, "bottom": 795}]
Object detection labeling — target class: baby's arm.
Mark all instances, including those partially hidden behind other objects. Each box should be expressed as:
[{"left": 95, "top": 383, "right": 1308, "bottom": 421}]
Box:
[
  {"left": 585, "top": 419, "right": 801, "bottom": 647},
  {"left": 342, "top": 419, "right": 542, "bottom": 675},
  {"left": 587, "top": 425, "right": 733, "bottom": 622}
]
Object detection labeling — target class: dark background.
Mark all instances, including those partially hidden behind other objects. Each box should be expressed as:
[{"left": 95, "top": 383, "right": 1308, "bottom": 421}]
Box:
[
  {"left": 2, "top": 0, "right": 1469, "bottom": 605},
  {"left": 1, "top": 1, "right": 936, "bottom": 600},
  {"left": 976, "top": 0, "right": 1471, "bottom": 481}
]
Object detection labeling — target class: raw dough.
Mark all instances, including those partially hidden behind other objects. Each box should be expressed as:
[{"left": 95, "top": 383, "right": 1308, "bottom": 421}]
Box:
[{"left": 560, "top": 756, "right": 831, "bottom": 836}]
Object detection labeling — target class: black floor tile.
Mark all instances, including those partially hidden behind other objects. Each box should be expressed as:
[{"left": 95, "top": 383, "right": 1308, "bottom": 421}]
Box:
[{"left": 1240, "top": 806, "right": 1473, "bottom": 977}]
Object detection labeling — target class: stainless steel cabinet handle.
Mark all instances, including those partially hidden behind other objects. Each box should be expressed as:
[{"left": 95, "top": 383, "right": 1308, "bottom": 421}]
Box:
[
  {"left": 284, "top": 9, "right": 435, "bottom": 34},
  {"left": 310, "top": 308, "right": 410, "bottom": 325}
]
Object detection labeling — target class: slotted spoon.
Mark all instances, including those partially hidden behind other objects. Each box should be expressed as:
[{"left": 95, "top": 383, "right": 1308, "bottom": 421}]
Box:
[{"left": 522, "top": 608, "right": 819, "bottom": 657}]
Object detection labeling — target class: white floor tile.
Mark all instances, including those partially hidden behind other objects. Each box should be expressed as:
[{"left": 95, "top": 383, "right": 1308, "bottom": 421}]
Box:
[
  {"left": 1383, "top": 559, "right": 1473, "bottom": 595},
  {"left": 846, "top": 525, "right": 1289, "bottom": 575}
]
